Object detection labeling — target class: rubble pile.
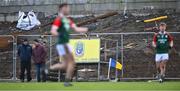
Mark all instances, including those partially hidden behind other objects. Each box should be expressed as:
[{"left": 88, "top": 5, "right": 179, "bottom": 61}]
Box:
[{"left": 0, "top": 9, "right": 180, "bottom": 79}]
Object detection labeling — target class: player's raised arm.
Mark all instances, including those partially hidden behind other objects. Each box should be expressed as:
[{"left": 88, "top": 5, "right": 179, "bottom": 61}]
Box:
[
  {"left": 70, "top": 20, "right": 88, "bottom": 33},
  {"left": 72, "top": 25, "right": 88, "bottom": 33}
]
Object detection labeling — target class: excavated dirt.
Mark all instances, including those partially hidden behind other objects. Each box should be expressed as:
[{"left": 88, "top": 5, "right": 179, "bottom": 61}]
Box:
[{"left": 0, "top": 9, "right": 180, "bottom": 79}]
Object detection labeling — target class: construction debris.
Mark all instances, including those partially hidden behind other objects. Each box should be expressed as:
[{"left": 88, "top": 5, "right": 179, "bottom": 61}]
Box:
[
  {"left": 124, "top": 43, "right": 136, "bottom": 49},
  {"left": 77, "top": 12, "right": 118, "bottom": 26},
  {"left": 0, "top": 37, "right": 13, "bottom": 49},
  {"left": 16, "top": 11, "right": 41, "bottom": 30}
]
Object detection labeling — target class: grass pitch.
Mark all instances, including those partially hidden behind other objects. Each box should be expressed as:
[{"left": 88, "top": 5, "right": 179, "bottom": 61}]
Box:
[{"left": 0, "top": 82, "right": 180, "bottom": 91}]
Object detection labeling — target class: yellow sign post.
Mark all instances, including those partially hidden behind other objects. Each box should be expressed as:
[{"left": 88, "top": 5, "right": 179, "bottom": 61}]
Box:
[{"left": 69, "top": 39, "right": 100, "bottom": 63}]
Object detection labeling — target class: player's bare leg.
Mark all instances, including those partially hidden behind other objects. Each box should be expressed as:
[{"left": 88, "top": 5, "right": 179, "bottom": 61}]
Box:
[
  {"left": 64, "top": 53, "right": 75, "bottom": 87},
  {"left": 66, "top": 53, "right": 75, "bottom": 81},
  {"left": 160, "top": 62, "right": 164, "bottom": 75},
  {"left": 162, "top": 60, "right": 168, "bottom": 78},
  {"left": 159, "top": 61, "right": 164, "bottom": 83},
  {"left": 63, "top": 46, "right": 75, "bottom": 87},
  {"left": 50, "top": 63, "right": 66, "bottom": 70},
  {"left": 50, "top": 57, "right": 67, "bottom": 70},
  {"left": 155, "top": 62, "right": 161, "bottom": 79},
  {"left": 45, "top": 55, "right": 68, "bottom": 75}
]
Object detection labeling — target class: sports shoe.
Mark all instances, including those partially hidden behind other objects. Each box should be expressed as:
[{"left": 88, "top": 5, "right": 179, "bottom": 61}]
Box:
[
  {"left": 159, "top": 75, "right": 164, "bottom": 83},
  {"left": 64, "top": 82, "right": 73, "bottom": 87},
  {"left": 27, "top": 78, "right": 32, "bottom": 82},
  {"left": 159, "top": 78, "right": 163, "bottom": 83},
  {"left": 161, "top": 74, "right": 166, "bottom": 82},
  {"left": 155, "top": 74, "right": 160, "bottom": 80}
]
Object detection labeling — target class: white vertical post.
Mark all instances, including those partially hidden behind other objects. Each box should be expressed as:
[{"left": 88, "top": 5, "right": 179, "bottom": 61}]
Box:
[
  {"left": 13, "top": 36, "right": 16, "bottom": 81},
  {"left": 123, "top": 0, "right": 127, "bottom": 15},
  {"left": 49, "top": 36, "right": 52, "bottom": 65},
  {"left": 98, "top": 39, "right": 101, "bottom": 80},
  {"left": 107, "top": 58, "right": 111, "bottom": 80},
  {"left": 98, "top": 61, "right": 100, "bottom": 80},
  {"left": 58, "top": 54, "right": 62, "bottom": 82},
  {"left": 115, "top": 41, "right": 119, "bottom": 80},
  {"left": 115, "top": 70, "right": 118, "bottom": 81},
  {"left": 121, "top": 34, "right": 124, "bottom": 78}
]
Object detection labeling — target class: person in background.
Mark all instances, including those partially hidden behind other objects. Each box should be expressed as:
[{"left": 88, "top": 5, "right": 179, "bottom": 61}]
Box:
[
  {"left": 32, "top": 39, "right": 47, "bottom": 82},
  {"left": 152, "top": 22, "right": 173, "bottom": 83},
  {"left": 18, "top": 39, "right": 32, "bottom": 82}
]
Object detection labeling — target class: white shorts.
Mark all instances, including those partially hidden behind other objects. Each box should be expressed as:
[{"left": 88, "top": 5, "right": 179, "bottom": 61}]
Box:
[
  {"left": 155, "top": 53, "right": 169, "bottom": 62},
  {"left": 56, "top": 44, "right": 72, "bottom": 56}
]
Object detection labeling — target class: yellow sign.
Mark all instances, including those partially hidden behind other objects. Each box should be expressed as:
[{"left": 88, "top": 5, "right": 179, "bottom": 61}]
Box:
[{"left": 69, "top": 39, "right": 100, "bottom": 63}]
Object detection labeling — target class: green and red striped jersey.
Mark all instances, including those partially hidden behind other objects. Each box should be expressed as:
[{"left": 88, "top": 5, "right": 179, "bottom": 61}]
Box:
[
  {"left": 153, "top": 31, "right": 173, "bottom": 54},
  {"left": 52, "top": 16, "right": 75, "bottom": 44}
]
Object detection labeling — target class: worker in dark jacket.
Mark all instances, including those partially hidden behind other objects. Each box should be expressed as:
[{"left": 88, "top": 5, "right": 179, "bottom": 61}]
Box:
[
  {"left": 18, "top": 39, "right": 32, "bottom": 82},
  {"left": 32, "top": 39, "right": 47, "bottom": 82}
]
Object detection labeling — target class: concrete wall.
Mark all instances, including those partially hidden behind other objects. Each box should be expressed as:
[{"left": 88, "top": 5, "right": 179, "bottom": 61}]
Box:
[{"left": 0, "top": 0, "right": 179, "bottom": 21}]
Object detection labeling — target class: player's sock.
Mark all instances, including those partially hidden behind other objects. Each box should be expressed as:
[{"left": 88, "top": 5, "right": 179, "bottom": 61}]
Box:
[
  {"left": 159, "top": 74, "right": 164, "bottom": 83},
  {"left": 64, "top": 82, "right": 73, "bottom": 87},
  {"left": 64, "top": 78, "right": 73, "bottom": 87},
  {"left": 65, "top": 78, "right": 71, "bottom": 82},
  {"left": 162, "top": 74, "right": 165, "bottom": 81},
  {"left": 155, "top": 73, "right": 161, "bottom": 80},
  {"left": 44, "top": 69, "right": 49, "bottom": 74},
  {"left": 45, "top": 61, "right": 51, "bottom": 74}
]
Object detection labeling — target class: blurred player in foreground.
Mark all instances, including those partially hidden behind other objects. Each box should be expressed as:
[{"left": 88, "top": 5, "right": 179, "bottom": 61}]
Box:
[
  {"left": 49, "top": 3, "right": 88, "bottom": 86},
  {"left": 152, "top": 22, "right": 173, "bottom": 83}
]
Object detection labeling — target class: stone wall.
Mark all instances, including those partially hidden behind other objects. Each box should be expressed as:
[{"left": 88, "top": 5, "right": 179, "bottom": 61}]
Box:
[{"left": 0, "top": 0, "right": 179, "bottom": 21}]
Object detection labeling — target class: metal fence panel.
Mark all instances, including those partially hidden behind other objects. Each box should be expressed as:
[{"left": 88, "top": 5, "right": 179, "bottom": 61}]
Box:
[
  {"left": 123, "top": 33, "right": 155, "bottom": 78},
  {"left": 121, "top": 33, "right": 180, "bottom": 78},
  {"left": 1, "top": 32, "right": 180, "bottom": 81},
  {"left": 0, "top": 35, "right": 14, "bottom": 79},
  {"left": 165, "top": 33, "right": 180, "bottom": 78}
]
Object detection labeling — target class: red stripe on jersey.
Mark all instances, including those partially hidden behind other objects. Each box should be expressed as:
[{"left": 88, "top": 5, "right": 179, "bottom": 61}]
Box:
[
  {"left": 167, "top": 33, "right": 173, "bottom": 42},
  {"left": 52, "top": 17, "right": 61, "bottom": 27},
  {"left": 153, "top": 33, "right": 157, "bottom": 43}
]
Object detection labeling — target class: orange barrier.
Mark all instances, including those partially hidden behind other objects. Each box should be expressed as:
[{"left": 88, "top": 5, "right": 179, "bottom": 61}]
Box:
[{"left": 0, "top": 37, "right": 12, "bottom": 49}]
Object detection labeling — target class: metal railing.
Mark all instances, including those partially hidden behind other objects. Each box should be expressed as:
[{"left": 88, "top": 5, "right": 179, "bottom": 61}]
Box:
[
  {"left": 0, "top": 35, "right": 15, "bottom": 80},
  {"left": 0, "top": 32, "right": 180, "bottom": 81}
]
